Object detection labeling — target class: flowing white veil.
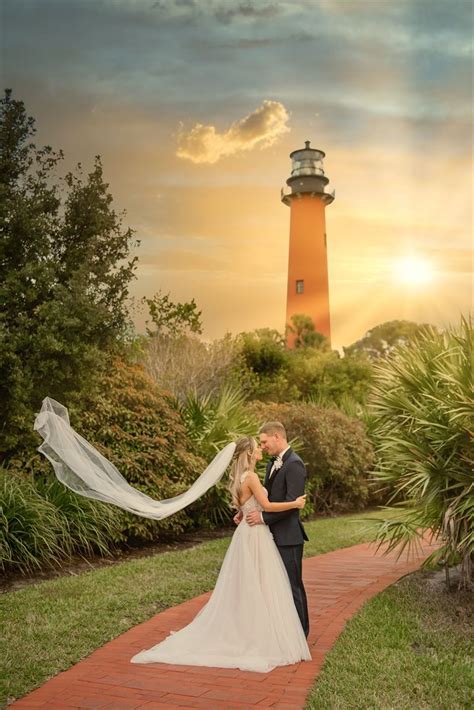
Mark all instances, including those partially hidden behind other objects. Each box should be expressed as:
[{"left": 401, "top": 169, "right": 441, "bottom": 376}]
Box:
[{"left": 33, "top": 397, "right": 236, "bottom": 519}]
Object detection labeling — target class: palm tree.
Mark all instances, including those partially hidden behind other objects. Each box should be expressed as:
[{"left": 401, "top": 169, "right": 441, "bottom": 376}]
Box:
[
  {"left": 177, "top": 386, "right": 259, "bottom": 526},
  {"left": 369, "top": 317, "right": 473, "bottom": 589}
]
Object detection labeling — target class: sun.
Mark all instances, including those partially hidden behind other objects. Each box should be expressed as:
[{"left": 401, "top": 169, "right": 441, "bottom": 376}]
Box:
[{"left": 393, "top": 256, "right": 435, "bottom": 286}]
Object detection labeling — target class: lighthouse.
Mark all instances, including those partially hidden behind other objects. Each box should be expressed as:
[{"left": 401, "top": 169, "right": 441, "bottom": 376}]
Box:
[{"left": 281, "top": 141, "right": 334, "bottom": 348}]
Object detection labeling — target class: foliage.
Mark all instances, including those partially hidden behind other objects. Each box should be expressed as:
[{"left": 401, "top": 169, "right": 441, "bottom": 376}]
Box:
[
  {"left": 143, "top": 324, "right": 372, "bottom": 417},
  {"left": 287, "top": 313, "right": 330, "bottom": 350},
  {"left": 143, "top": 332, "right": 245, "bottom": 400},
  {"left": 234, "top": 329, "right": 292, "bottom": 400},
  {"left": 144, "top": 290, "right": 202, "bottom": 337},
  {"left": 72, "top": 358, "right": 207, "bottom": 542},
  {"left": 250, "top": 401, "right": 375, "bottom": 515},
  {"left": 344, "top": 319, "right": 435, "bottom": 359},
  {"left": 240, "top": 328, "right": 288, "bottom": 375},
  {"left": 179, "top": 385, "right": 257, "bottom": 459},
  {"left": 240, "top": 343, "right": 373, "bottom": 407},
  {"left": 7, "top": 358, "right": 208, "bottom": 550},
  {"left": 0, "top": 468, "right": 119, "bottom": 574},
  {"left": 178, "top": 385, "right": 259, "bottom": 526},
  {"left": 0, "top": 90, "right": 138, "bottom": 457},
  {"left": 369, "top": 317, "right": 473, "bottom": 589},
  {"left": 286, "top": 349, "right": 373, "bottom": 404},
  {"left": 3, "top": 359, "right": 257, "bottom": 573}
]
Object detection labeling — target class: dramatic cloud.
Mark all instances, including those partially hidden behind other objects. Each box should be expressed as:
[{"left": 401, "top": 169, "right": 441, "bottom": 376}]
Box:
[
  {"left": 176, "top": 100, "right": 290, "bottom": 164},
  {"left": 214, "top": 2, "right": 281, "bottom": 24}
]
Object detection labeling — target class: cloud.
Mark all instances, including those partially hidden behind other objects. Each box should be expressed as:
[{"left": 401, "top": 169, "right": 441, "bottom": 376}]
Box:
[
  {"left": 176, "top": 100, "right": 290, "bottom": 164},
  {"left": 214, "top": 2, "right": 281, "bottom": 24}
]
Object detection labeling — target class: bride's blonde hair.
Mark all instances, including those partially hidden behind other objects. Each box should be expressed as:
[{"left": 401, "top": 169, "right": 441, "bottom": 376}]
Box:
[{"left": 228, "top": 436, "right": 257, "bottom": 510}]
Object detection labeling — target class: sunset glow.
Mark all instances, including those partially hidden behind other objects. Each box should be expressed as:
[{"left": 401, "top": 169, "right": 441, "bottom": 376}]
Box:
[
  {"left": 3, "top": 0, "right": 471, "bottom": 350},
  {"left": 393, "top": 257, "right": 436, "bottom": 286}
]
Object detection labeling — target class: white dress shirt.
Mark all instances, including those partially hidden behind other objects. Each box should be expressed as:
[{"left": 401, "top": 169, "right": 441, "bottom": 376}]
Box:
[{"left": 269, "top": 445, "right": 290, "bottom": 478}]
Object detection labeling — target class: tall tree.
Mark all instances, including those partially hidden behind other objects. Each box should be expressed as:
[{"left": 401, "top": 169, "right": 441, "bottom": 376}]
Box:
[
  {"left": 287, "top": 314, "right": 330, "bottom": 350},
  {"left": 0, "top": 90, "right": 138, "bottom": 456},
  {"left": 144, "top": 291, "right": 202, "bottom": 338}
]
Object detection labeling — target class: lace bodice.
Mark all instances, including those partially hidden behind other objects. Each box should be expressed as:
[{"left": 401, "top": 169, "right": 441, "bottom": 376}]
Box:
[
  {"left": 240, "top": 494, "right": 263, "bottom": 514},
  {"left": 239, "top": 471, "right": 266, "bottom": 514}
]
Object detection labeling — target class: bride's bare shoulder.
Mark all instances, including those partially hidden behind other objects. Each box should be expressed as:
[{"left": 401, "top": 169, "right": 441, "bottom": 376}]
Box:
[
  {"left": 240, "top": 470, "right": 258, "bottom": 483},
  {"left": 243, "top": 470, "right": 262, "bottom": 486}
]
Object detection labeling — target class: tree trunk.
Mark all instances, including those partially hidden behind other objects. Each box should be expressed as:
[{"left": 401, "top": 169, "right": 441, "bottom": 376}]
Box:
[{"left": 459, "top": 550, "right": 473, "bottom": 591}]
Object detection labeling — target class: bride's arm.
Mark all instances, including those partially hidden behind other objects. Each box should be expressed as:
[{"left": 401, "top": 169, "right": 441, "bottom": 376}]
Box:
[{"left": 246, "top": 472, "right": 305, "bottom": 511}]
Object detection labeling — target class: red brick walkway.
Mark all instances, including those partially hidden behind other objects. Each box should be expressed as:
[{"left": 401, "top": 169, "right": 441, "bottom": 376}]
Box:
[{"left": 11, "top": 537, "right": 438, "bottom": 709}]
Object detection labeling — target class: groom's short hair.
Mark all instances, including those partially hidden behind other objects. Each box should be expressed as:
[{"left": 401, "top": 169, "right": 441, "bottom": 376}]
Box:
[{"left": 259, "top": 421, "right": 287, "bottom": 439}]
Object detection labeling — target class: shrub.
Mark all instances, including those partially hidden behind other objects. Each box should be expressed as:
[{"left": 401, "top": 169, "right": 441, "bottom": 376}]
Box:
[
  {"left": 0, "top": 469, "right": 64, "bottom": 572},
  {"left": 37, "top": 479, "right": 124, "bottom": 555},
  {"left": 369, "top": 317, "right": 473, "bottom": 589},
  {"left": 0, "top": 468, "right": 119, "bottom": 573},
  {"left": 286, "top": 350, "right": 373, "bottom": 405},
  {"left": 250, "top": 401, "right": 375, "bottom": 515},
  {"left": 178, "top": 385, "right": 259, "bottom": 527},
  {"left": 10, "top": 358, "right": 208, "bottom": 547},
  {"left": 71, "top": 358, "right": 207, "bottom": 542},
  {"left": 238, "top": 342, "right": 373, "bottom": 407},
  {"left": 240, "top": 329, "right": 288, "bottom": 376}
]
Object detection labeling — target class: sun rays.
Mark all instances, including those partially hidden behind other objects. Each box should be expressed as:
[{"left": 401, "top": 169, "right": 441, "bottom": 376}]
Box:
[{"left": 392, "top": 255, "right": 436, "bottom": 286}]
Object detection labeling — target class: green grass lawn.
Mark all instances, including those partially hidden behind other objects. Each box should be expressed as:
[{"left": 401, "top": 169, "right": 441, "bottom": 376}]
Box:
[{"left": 306, "top": 570, "right": 473, "bottom": 710}]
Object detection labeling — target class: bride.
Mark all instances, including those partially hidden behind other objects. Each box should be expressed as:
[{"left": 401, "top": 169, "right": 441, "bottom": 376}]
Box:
[
  {"left": 33, "top": 400, "right": 311, "bottom": 673},
  {"left": 131, "top": 436, "right": 311, "bottom": 672}
]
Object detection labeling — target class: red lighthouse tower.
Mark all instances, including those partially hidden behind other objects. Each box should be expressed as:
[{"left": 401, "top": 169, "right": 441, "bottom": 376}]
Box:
[{"left": 282, "top": 141, "right": 334, "bottom": 348}]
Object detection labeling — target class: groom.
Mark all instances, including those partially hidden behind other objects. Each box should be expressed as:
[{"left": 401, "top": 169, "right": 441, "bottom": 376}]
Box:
[{"left": 246, "top": 421, "right": 310, "bottom": 638}]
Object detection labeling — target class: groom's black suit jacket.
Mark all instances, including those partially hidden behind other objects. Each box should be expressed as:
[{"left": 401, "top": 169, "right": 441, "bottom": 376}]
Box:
[{"left": 263, "top": 448, "right": 309, "bottom": 547}]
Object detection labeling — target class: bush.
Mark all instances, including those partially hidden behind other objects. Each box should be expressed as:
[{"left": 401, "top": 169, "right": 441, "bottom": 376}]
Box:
[
  {"left": 178, "top": 385, "right": 259, "bottom": 527},
  {"left": 369, "top": 317, "right": 473, "bottom": 589},
  {"left": 238, "top": 337, "right": 373, "bottom": 407},
  {"left": 250, "top": 401, "right": 375, "bottom": 515},
  {"left": 9, "top": 358, "right": 208, "bottom": 550},
  {"left": 4, "top": 359, "right": 257, "bottom": 572},
  {"left": 0, "top": 468, "right": 119, "bottom": 573},
  {"left": 286, "top": 350, "right": 373, "bottom": 405},
  {"left": 71, "top": 358, "right": 208, "bottom": 542},
  {"left": 240, "top": 329, "right": 288, "bottom": 376},
  {"left": 37, "top": 479, "right": 124, "bottom": 555}
]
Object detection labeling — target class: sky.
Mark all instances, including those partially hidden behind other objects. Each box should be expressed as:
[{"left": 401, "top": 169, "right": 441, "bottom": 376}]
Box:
[{"left": 2, "top": 0, "right": 472, "bottom": 350}]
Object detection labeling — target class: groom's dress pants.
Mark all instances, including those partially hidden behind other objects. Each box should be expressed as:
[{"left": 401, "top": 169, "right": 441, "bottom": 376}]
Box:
[{"left": 278, "top": 544, "right": 309, "bottom": 638}]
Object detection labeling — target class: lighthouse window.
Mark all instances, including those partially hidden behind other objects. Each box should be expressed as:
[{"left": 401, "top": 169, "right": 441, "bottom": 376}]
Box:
[{"left": 296, "top": 280, "right": 304, "bottom": 294}]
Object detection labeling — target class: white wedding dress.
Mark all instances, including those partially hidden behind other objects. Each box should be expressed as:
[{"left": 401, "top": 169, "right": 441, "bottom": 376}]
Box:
[{"left": 131, "top": 474, "right": 311, "bottom": 673}]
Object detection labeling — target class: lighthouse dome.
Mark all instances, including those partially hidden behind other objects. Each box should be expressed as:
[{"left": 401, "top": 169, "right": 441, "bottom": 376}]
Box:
[{"left": 290, "top": 141, "right": 326, "bottom": 178}]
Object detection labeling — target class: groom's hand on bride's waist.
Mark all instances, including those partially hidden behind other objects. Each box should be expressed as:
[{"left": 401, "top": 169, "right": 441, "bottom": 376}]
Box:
[{"left": 246, "top": 510, "right": 264, "bottom": 526}]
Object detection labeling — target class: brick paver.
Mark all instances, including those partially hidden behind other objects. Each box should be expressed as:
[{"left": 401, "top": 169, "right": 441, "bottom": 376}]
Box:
[{"left": 10, "top": 537, "right": 438, "bottom": 709}]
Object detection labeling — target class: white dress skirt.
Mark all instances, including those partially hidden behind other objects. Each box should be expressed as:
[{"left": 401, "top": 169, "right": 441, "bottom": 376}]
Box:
[{"left": 131, "top": 492, "right": 311, "bottom": 673}]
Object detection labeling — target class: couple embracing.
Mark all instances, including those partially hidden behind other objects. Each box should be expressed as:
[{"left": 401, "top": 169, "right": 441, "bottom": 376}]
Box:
[{"left": 132, "top": 421, "right": 311, "bottom": 673}]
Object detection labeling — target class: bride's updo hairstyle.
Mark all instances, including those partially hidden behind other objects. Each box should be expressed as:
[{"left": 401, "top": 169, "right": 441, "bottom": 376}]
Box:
[{"left": 228, "top": 436, "right": 257, "bottom": 510}]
